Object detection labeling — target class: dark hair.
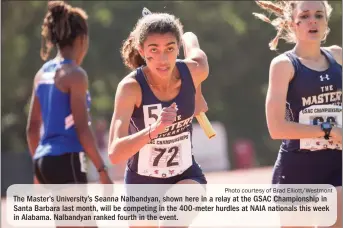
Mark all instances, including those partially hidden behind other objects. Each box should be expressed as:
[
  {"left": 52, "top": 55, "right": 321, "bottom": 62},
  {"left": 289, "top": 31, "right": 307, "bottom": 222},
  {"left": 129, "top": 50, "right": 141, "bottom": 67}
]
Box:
[
  {"left": 253, "top": 1, "right": 332, "bottom": 50},
  {"left": 40, "top": 1, "right": 88, "bottom": 61},
  {"left": 121, "top": 13, "right": 184, "bottom": 70}
]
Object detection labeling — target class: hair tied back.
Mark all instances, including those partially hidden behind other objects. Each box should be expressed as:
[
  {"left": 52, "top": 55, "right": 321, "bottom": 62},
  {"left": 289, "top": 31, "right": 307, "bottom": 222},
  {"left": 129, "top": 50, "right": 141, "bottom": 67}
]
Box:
[{"left": 142, "top": 7, "right": 152, "bottom": 17}]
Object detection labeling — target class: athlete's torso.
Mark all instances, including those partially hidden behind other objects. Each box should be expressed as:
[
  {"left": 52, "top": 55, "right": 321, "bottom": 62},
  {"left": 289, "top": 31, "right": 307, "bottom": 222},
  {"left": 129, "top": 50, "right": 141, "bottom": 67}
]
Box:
[
  {"left": 127, "top": 60, "right": 196, "bottom": 178},
  {"left": 33, "top": 59, "right": 91, "bottom": 159},
  {"left": 281, "top": 48, "right": 342, "bottom": 152}
]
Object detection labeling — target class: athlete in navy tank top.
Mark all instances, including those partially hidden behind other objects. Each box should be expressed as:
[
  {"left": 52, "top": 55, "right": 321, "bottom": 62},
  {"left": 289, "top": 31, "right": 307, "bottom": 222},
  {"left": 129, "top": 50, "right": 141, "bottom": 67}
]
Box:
[
  {"left": 26, "top": 1, "right": 111, "bottom": 185},
  {"left": 108, "top": 11, "right": 210, "bottom": 186},
  {"left": 254, "top": 2, "right": 341, "bottom": 227},
  {"left": 280, "top": 48, "right": 342, "bottom": 153},
  {"left": 127, "top": 60, "right": 197, "bottom": 179}
]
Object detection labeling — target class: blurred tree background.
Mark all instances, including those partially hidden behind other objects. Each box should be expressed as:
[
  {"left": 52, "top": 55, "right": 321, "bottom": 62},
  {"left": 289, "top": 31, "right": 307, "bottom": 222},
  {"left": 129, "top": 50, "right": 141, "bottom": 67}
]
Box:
[{"left": 2, "top": 1, "right": 342, "bottom": 168}]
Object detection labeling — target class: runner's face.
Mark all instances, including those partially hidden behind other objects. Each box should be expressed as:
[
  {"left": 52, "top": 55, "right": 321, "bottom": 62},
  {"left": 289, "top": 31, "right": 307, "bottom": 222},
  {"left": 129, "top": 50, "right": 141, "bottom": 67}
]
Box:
[
  {"left": 291, "top": 1, "right": 328, "bottom": 43},
  {"left": 139, "top": 32, "right": 179, "bottom": 79}
]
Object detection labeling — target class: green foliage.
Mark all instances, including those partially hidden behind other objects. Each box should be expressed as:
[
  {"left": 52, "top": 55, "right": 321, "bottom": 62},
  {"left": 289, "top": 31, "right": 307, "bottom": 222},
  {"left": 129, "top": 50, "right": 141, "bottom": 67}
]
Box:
[{"left": 2, "top": 1, "right": 342, "bottom": 167}]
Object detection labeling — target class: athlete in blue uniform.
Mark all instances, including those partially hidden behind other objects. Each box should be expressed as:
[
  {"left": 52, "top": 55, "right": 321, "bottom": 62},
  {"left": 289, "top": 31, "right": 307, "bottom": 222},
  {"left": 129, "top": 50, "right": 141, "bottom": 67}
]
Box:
[
  {"left": 26, "top": 1, "right": 111, "bottom": 185},
  {"left": 254, "top": 1, "right": 341, "bottom": 228}
]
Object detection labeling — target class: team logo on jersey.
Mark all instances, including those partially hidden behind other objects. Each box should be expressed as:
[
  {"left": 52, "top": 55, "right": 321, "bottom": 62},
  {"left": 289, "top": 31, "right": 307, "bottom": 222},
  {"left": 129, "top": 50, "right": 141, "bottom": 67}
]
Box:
[
  {"left": 158, "top": 116, "right": 193, "bottom": 138},
  {"left": 65, "top": 114, "right": 74, "bottom": 130},
  {"left": 319, "top": 74, "right": 330, "bottom": 81}
]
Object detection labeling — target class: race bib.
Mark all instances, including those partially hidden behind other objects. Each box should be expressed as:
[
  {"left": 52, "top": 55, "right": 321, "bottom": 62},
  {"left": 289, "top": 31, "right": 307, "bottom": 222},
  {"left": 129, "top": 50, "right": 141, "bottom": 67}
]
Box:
[
  {"left": 299, "top": 104, "right": 342, "bottom": 151},
  {"left": 137, "top": 132, "right": 193, "bottom": 178}
]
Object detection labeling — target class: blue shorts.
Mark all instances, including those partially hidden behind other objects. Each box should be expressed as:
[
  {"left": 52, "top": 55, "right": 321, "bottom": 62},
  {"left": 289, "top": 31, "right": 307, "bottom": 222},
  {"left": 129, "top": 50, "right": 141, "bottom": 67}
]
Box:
[
  {"left": 272, "top": 149, "right": 342, "bottom": 186},
  {"left": 124, "top": 159, "right": 207, "bottom": 185}
]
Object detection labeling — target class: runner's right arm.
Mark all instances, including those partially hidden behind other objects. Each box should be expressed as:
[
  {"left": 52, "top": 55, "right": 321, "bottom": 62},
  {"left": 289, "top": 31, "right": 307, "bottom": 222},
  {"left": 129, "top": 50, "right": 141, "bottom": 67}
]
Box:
[
  {"left": 68, "top": 70, "right": 112, "bottom": 184},
  {"left": 26, "top": 70, "right": 43, "bottom": 157}
]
